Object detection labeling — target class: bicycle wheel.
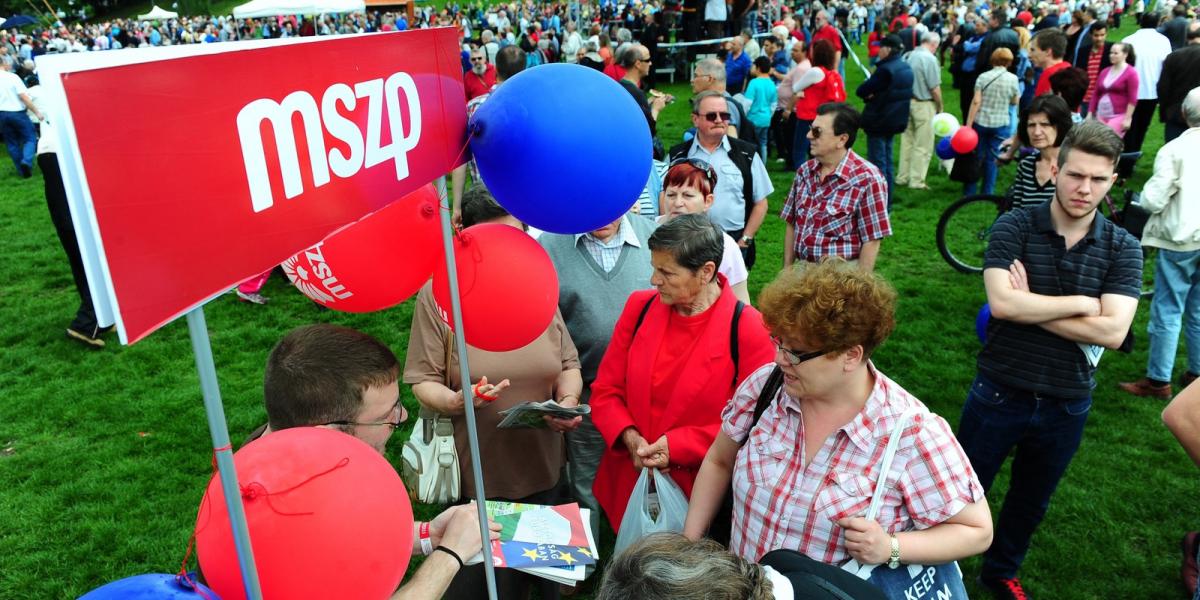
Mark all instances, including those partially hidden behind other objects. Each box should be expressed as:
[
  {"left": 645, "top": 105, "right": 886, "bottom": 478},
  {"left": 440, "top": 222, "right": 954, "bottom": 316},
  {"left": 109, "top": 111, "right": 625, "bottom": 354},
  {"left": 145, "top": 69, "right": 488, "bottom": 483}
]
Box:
[{"left": 936, "top": 194, "right": 1006, "bottom": 274}]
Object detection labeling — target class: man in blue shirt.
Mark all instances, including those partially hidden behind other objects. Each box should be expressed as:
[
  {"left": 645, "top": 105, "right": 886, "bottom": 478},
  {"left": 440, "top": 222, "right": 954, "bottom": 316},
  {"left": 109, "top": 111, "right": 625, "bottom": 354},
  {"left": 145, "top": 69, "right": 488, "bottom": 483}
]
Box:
[{"left": 725, "top": 35, "right": 752, "bottom": 94}]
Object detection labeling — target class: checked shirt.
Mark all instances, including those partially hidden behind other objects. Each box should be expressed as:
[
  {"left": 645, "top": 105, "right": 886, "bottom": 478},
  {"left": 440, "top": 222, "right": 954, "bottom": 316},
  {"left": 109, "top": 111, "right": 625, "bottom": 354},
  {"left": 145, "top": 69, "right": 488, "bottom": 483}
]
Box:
[
  {"left": 721, "top": 363, "right": 985, "bottom": 563},
  {"left": 781, "top": 150, "right": 891, "bottom": 264}
]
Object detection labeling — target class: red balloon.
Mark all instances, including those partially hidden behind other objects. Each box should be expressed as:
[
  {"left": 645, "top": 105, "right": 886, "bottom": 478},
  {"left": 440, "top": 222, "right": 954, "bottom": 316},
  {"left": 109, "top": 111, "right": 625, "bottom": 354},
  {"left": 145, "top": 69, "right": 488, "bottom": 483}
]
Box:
[
  {"left": 951, "top": 126, "right": 979, "bottom": 154},
  {"left": 432, "top": 223, "right": 559, "bottom": 352},
  {"left": 282, "top": 184, "right": 442, "bottom": 312},
  {"left": 195, "top": 428, "right": 413, "bottom": 600}
]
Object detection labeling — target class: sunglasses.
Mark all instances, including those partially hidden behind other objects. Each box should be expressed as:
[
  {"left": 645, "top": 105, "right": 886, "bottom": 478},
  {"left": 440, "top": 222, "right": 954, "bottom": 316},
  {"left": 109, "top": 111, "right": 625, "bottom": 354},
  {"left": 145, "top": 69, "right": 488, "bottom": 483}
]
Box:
[
  {"left": 470, "top": 57, "right": 485, "bottom": 61},
  {"left": 809, "top": 126, "right": 824, "bottom": 139},
  {"left": 770, "top": 335, "right": 828, "bottom": 366},
  {"left": 695, "top": 111, "right": 732, "bottom": 123},
  {"left": 668, "top": 157, "right": 718, "bottom": 187}
]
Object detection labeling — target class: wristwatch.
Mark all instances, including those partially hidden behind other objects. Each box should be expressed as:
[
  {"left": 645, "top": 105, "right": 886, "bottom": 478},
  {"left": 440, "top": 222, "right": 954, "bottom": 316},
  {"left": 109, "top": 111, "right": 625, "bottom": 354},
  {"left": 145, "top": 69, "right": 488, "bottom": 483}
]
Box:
[
  {"left": 740, "top": 235, "right": 754, "bottom": 244},
  {"left": 888, "top": 534, "right": 901, "bottom": 569}
]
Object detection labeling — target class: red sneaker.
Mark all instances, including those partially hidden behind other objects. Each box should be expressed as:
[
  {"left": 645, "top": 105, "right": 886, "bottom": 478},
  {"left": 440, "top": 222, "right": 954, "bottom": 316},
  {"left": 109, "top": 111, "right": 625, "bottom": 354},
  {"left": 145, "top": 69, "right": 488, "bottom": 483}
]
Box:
[{"left": 978, "top": 576, "right": 1031, "bottom": 600}]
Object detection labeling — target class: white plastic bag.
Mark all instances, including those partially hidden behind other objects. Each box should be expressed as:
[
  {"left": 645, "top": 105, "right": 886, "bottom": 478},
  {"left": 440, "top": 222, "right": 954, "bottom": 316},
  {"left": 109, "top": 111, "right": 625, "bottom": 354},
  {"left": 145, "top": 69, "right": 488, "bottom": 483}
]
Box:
[{"left": 612, "top": 468, "right": 688, "bottom": 559}]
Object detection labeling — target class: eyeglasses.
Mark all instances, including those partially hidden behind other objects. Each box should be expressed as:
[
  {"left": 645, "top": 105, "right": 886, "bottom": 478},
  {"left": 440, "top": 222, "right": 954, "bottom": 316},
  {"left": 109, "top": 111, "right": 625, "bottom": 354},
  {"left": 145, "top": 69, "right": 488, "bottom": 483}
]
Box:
[
  {"left": 695, "top": 111, "right": 732, "bottom": 123},
  {"left": 770, "top": 335, "right": 828, "bottom": 366},
  {"left": 809, "top": 126, "right": 824, "bottom": 139},
  {"left": 324, "top": 401, "right": 405, "bottom": 430},
  {"left": 668, "top": 157, "right": 718, "bottom": 187},
  {"left": 470, "top": 56, "right": 485, "bottom": 61}
]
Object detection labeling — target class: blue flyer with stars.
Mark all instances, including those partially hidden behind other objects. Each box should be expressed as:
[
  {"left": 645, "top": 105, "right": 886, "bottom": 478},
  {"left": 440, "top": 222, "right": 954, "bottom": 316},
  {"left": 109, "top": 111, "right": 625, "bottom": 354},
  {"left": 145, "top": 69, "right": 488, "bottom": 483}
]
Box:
[{"left": 466, "top": 501, "right": 599, "bottom": 584}]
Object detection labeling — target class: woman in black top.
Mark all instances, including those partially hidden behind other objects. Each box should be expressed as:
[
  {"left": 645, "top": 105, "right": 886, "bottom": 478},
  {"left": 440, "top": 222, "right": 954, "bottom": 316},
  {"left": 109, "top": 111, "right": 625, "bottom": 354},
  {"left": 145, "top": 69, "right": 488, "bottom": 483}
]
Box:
[{"left": 1007, "top": 95, "right": 1075, "bottom": 210}]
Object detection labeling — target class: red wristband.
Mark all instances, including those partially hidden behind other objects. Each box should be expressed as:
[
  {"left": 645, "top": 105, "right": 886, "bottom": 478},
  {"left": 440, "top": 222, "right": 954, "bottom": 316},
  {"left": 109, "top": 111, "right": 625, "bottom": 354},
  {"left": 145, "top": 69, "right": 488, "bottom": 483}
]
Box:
[{"left": 419, "top": 522, "right": 432, "bottom": 556}]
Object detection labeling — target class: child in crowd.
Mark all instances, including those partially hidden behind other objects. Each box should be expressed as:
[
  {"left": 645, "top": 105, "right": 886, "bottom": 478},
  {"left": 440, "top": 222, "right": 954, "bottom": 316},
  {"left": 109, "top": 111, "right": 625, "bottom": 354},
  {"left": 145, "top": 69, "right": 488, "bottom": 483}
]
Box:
[{"left": 744, "top": 56, "right": 778, "bottom": 160}]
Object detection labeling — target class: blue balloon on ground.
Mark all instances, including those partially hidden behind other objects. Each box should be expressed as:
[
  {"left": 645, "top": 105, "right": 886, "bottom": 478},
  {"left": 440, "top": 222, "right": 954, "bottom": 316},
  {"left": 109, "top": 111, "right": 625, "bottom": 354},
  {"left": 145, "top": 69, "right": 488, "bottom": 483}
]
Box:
[
  {"left": 976, "top": 303, "right": 991, "bottom": 343},
  {"left": 936, "top": 136, "right": 956, "bottom": 160},
  {"left": 469, "top": 63, "right": 653, "bottom": 234},
  {"left": 80, "top": 573, "right": 220, "bottom": 599}
]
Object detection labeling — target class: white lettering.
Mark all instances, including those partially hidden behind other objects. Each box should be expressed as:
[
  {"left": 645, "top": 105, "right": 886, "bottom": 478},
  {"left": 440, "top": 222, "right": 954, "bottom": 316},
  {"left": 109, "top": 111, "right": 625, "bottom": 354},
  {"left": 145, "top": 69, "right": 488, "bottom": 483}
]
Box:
[
  {"left": 904, "top": 567, "right": 938, "bottom": 600},
  {"left": 236, "top": 72, "right": 422, "bottom": 213},
  {"left": 935, "top": 584, "right": 952, "bottom": 600}
]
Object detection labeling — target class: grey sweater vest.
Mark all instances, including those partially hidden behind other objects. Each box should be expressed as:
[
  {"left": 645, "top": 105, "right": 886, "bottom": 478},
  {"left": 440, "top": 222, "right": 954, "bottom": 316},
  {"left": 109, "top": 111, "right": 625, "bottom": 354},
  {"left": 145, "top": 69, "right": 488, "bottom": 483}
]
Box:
[{"left": 539, "top": 216, "right": 657, "bottom": 387}]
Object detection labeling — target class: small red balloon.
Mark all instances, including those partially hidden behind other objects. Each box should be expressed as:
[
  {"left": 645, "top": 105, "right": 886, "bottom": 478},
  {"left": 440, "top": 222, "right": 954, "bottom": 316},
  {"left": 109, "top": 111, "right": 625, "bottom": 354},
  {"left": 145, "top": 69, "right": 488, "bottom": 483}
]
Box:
[
  {"left": 282, "top": 184, "right": 441, "bottom": 312},
  {"left": 195, "top": 428, "right": 413, "bottom": 600},
  {"left": 432, "top": 223, "right": 559, "bottom": 352},
  {"left": 951, "top": 126, "right": 979, "bottom": 154}
]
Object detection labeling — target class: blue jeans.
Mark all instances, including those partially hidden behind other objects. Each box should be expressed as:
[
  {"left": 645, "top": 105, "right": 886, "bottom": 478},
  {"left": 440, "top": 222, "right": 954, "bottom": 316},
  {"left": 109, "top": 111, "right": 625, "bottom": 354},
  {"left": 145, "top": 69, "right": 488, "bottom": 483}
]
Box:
[
  {"left": 792, "top": 118, "right": 812, "bottom": 170},
  {"left": 0, "top": 110, "right": 36, "bottom": 174},
  {"left": 956, "top": 374, "right": 1092, "bottom": 580},
  {"left": 1147, "top": 249, "right": 1200, "bottom": 382},
  {"left": 963, "top": 123, "right": 1004, "bottom": 195},
  {"left": 755, "top": 125, "right": 769, "bottom": 160},
  {"left": 866, "top": 134, "right": 894, "bottom": 207}
]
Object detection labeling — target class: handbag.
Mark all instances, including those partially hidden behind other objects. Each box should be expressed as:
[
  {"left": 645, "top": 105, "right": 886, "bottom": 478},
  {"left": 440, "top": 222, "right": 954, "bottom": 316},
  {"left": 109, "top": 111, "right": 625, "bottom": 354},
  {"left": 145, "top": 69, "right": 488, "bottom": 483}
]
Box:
[
  {"left": 400, "top": 326, "right": 461, "bottom": 504},
  {"left": 612, "top": 467, "right": 689, "bottom": 559},
  {"left": 840, "top": 409, "right": 970, "bottom": 600}
]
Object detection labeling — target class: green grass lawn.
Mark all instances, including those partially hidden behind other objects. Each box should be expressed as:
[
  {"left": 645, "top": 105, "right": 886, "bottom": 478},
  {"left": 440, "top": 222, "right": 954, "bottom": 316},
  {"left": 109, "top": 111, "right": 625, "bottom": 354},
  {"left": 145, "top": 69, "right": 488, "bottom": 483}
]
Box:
[{"left": 1, "top": 20, "right": 1196, "bottom": 600}]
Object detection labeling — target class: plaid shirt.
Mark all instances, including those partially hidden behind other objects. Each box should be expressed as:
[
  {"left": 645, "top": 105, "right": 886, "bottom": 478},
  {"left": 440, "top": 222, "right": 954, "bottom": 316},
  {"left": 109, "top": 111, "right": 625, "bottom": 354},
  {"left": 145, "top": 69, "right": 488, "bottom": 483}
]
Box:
[
  {"left": 574, "top": 215, "right": 641, "bottom": 272},
  {"left": 721, "top": 363, "right": 985, "bottom": 563},
  {"left": 974, "top": 67, "right": 1019, "bottom": 128},
  {"left": 780, "top": 151, "right": 891, "bottom": 263}
]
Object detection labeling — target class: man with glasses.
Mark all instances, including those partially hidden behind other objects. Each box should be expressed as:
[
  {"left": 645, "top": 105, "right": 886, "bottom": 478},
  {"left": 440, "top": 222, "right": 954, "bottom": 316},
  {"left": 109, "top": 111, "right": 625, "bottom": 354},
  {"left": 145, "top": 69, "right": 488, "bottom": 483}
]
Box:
[
  {"left": 254, "top": 323, "right": 499, "bottom": 600},
  {"left": 619, "top": 43, "right": 670, "bottom": 157},
  {"left": 464, "top": 47, "right": 496, "bottom": 102},
  {"left": 780, "top": 102, "right": 890, "bottom": 272},
  {"left": 669, "top": 90, "right": 774, "bottom": 270}
]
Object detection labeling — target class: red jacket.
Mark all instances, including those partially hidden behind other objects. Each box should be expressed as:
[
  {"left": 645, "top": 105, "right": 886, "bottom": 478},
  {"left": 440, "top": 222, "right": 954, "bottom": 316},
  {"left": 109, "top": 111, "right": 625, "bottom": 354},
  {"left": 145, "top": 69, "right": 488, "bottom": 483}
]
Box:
[{"left": 590, "top": 282, "right": 775, "bottom": 530}]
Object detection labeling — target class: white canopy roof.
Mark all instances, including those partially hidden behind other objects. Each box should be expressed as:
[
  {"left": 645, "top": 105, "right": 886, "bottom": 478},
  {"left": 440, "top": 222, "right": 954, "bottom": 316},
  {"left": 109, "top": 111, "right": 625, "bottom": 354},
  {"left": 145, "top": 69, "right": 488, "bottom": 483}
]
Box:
[
  {"left": 232, "top": 0, "right": 365, "bottom": 18},
  {"left": 137, "top": 5, "right": 179, "bottom": 20}
]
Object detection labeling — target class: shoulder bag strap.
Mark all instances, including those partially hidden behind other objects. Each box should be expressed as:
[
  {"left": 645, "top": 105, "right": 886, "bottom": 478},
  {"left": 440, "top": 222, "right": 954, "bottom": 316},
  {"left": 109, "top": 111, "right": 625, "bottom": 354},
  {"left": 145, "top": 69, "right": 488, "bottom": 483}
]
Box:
[
  {"left": 740, "top": 365, "right": 785, "bottom": 448},
  {"left": 863, "top": 408, "right": 919, "bottom": 522},
  {"left": 729, "top": 300, "right": 745, "bottom": 387},
  {"left": 417, "top": 323, "right": 455, "bottom": 438}
]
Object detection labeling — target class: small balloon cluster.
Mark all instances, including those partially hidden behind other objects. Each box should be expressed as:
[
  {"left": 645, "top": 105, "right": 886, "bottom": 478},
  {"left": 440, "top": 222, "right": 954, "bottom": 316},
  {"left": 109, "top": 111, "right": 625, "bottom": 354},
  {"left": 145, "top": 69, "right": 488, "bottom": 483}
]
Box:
[
  {"left": 282, "top": 63, "right": 651, "bottom": 352},
  {"left": 932, "top": 112, "right": 979, "bottom": 161}
]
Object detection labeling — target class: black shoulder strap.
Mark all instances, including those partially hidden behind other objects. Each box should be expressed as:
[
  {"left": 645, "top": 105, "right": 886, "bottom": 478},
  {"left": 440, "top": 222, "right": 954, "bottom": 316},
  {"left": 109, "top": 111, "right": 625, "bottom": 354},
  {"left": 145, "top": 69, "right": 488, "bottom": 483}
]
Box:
[
  {"left": 632, "top": 295, "right": 656, "bottom": 336},
  {"left": 740, "top": 365, "right": 784, "bottom": 448},
  {"left": 729, "top": 300, "right": 744, "bottom": 387},
  {"left": 725, "top": 141, "right": 758, "bottom": 224}
]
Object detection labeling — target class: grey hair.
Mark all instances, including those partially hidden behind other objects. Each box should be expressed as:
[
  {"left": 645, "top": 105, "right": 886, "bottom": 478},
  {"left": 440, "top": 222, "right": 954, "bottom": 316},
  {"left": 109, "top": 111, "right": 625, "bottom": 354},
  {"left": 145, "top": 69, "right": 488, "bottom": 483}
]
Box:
[
  {"left": 647, "top": 214, "right": 725, "bottom": 280},
  {"left": 921, "top": 31, "right": 941, "bottom": 46},
  {"left": 693, "top": 57, "right": 727, "bottom": 83},
  {"left": 1184, "top": 86, "right": 1200, "bottom": 128},
  {"left": 597, "top": 533, "right": 772, "bottom": 600},
  {"left": 481, "top": 29, "right": 494, "bottom": 41},
  {"left": 617, "top": 27, "right": 632, "bottom": 43},
  {"left": 690, "top": 89, "right": 727, "bottom": 113}
]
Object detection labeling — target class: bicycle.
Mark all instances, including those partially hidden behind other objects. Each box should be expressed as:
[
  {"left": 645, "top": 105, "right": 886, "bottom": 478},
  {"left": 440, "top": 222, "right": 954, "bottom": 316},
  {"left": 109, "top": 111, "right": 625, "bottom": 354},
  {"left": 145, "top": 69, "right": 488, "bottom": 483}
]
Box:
[{"left": 936, "top": 151, "right": 1145, "bottom": 275}]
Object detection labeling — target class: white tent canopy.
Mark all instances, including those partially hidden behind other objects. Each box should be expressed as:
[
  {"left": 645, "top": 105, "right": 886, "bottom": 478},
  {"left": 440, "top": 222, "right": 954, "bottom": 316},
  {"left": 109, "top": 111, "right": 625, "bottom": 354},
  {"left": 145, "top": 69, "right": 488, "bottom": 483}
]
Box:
[
  {"left": 137, "top": 5, "right": 179, "bottom": 20},
  {"left": 232, "top": 0, "right": 365, "bottom": 18}
]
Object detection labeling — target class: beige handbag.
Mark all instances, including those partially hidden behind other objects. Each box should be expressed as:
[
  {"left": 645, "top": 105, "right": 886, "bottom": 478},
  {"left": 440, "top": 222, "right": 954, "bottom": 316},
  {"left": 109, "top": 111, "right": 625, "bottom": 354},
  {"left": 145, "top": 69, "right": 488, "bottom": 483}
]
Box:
[{"left": 400, "top": 328, "right": 461, "bottom": 504}]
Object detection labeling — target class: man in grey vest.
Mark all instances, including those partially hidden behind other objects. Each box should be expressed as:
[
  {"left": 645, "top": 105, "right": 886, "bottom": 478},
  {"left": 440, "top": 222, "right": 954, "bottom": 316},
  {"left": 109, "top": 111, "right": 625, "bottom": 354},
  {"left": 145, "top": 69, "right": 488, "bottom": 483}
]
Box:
[{"left": 538, "top": 213, "right": 656, "bottom": 551}]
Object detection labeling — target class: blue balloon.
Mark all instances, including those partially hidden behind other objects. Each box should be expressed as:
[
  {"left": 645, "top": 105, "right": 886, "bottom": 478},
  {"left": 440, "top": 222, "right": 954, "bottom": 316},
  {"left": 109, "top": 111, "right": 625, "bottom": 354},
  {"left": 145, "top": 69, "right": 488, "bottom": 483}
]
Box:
[
  {"left": 80, "top": 573, "right": 220, "bottom": 600},
  {"left": 936, "top": 136, "right": 956, "bottom": 160},
  {"left": 470, "top": 63, "right": 653, "bottom": 234},
  {"left": 976, "top": 303, "right": 991, "bottom": 344}
]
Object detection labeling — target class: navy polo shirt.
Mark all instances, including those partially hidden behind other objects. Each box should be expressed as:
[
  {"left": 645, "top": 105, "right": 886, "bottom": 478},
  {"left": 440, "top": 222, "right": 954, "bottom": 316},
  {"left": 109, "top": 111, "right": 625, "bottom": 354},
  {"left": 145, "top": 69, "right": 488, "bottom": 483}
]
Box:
[{"left": 977, "top": 200, "right": 1143, "bottom": 398}]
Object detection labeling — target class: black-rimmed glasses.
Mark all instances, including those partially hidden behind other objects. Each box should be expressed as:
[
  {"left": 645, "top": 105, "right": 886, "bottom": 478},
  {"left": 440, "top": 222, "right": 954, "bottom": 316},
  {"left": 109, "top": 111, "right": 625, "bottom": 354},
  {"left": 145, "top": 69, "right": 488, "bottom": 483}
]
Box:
[
  {"left": 668, "top": 157, "right": 718, "bottom": 187},
  {"left": 324, "top": 401, "right": 405, "bottom": 430},
  {"left": 770, "top": 335, "right": 828, "bottom": 365}
]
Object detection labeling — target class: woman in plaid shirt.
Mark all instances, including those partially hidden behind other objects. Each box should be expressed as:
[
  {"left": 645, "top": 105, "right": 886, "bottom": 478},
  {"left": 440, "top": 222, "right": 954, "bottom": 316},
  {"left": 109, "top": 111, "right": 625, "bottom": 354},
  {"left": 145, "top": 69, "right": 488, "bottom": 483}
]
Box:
[{"left": 683, "top": 260, "right": 992, "bottom": 569}]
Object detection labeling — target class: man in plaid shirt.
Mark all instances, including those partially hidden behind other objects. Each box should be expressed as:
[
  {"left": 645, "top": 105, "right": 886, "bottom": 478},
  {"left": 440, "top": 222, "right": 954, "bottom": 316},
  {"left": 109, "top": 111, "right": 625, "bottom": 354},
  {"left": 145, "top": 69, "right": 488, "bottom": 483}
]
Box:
[{"left": 780, "top": 102, "right": 891, "bottom": 272}]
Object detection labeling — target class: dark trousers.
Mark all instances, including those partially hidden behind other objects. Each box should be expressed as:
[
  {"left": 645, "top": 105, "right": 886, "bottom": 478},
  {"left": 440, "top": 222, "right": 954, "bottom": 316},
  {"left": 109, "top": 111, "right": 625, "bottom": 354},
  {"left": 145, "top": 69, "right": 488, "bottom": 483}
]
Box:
[
  {"left": 791, "top": 118, "right": 813, "bottom": 170},
  {"left": 442, "top": 481, "right": 570, "bottom": 600},
  {"left": 771, "top": 109, "right": 795, "bottom": 166},
  {"left": 1122, "top": 99, "right": 1158, "bottom": 161},
  {"left": 1165, "top": 120, "right": 1189, "bottom": 144},
  {"left": 865, "top": 134, "right": 895, "bottom": 208},
  {"left": 955, "top": 373, "right": 1091, "bottom": 580},
  {"left": 41, "top": 153, "right": 100, "bottom": 334},
  {"left": 726, "top": 227, "right": 756, "bottom": 270},
  {"left": 0, "top": 110, "right": 36, "bottom": 174}
]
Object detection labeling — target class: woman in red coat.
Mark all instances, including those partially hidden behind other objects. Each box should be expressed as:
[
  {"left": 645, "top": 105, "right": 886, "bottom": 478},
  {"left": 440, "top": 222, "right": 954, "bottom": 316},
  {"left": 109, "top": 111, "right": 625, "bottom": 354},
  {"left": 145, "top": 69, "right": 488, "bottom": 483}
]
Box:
[{"left": 590, "top": 214, "right": 775, "bottom": 533}]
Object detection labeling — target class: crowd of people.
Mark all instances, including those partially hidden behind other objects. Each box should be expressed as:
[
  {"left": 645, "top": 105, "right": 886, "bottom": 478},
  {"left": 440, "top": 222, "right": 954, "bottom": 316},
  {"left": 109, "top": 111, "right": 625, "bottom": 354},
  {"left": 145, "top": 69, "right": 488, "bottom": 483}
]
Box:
[{"left": 6, "top": 0, "right": 1200, "bottom": 598}]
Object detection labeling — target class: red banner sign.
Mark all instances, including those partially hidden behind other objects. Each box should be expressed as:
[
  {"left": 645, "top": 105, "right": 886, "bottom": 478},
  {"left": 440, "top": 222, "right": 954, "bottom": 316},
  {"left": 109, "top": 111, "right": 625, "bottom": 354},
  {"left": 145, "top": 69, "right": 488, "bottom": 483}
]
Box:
[{"left": 58, "top": 30, "right": 466, "bottom": 343}]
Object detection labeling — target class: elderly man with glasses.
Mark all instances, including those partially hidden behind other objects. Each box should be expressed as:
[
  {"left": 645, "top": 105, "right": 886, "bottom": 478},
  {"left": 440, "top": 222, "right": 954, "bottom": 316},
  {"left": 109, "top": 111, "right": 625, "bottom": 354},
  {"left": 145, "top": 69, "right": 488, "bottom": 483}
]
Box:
[
  {"left": 780, "top": 102, "right": 890, "bottom": 272},
  {"left": 668, "top": 90, "right": 774, "bottom": 270},
  {"left": 464, "top": 47, "right": 496, "bottom": 102}
]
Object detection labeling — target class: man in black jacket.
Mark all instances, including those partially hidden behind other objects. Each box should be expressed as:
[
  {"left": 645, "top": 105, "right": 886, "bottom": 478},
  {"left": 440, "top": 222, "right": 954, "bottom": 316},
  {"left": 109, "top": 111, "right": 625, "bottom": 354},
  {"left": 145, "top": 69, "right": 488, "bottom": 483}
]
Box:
[
  {"left": 856, "top": 35, "right": 913, "bottom": 207},
  {"left": 1158, "top": 22, "right": 1200, "bottom": 142},
  {"left": 1159, "top": 2, "right": 1192, "bottom": 51},
  {"left": 974, "top": 11, "right": 1020, "bottom": 79}
]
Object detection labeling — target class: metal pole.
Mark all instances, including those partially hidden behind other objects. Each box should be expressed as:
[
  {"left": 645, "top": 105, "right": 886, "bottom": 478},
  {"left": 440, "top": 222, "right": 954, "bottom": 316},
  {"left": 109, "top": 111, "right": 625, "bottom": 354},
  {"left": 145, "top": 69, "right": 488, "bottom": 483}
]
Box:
[
  {"left": 434, "top": 176, "right": 500, "bottom": 600},
  {"left": 186, "top": 307, "right": 263, "bottom": 600}
]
